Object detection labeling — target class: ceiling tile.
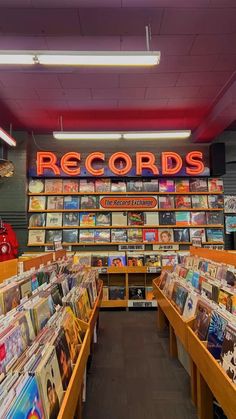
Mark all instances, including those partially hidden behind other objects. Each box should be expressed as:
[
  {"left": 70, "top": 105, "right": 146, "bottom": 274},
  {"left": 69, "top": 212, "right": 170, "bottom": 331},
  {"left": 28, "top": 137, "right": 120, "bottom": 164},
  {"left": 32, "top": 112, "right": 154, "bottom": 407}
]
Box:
[
  {"left": 0, "top": 9, "right": 81, "bottom": 35},
  {"left": 36, "top": 88, "right": 91, "bottom": 100},
  {"left": 32, "top": 0, "right": 121, "bottom": 6},
  {"left": 120, "top": 35, "right": 195, "bottom": 55},
  {"left": 0, "top": 73, "right": 61, "bottom": 89},
  {"left": 0, "top": 35, "right": 48, "bottom": 49},
  {"left": 123, "top": 0, "right": 210, "bottom": 6},
  {"left": 118, "top": 99, "right": 169, "bottom": 108},
  {"left": 92, "top": 87, "right": 146, "bottom": 99},
  {"left": 0, "top": 87, "right": 39, "bottom": 100},
  {"left": 0, "top": 0, "right": 31, "bottom": 6},
  {"left": 67, "top": 99, "right": 118, "bottom": 109},
  {"left": 176, "top": 71, "right": 231, "bottom": 86},
  {"left": 155, "top": 55, "right": 218, "bottom": 73},
  {"left": 119, "top": 73, "right": 179, "bottom": 88},
  {"left": 146, "top": 86, "right": 200, "bottom": 99},
  {"left": 161, "top": 8, "right": 236, "bottom": 35},
  {"left": 196, "top": 85, "right": 220, "bottom": 99},
  {"left": 45, "top": 35, "right": 120, "bottom": 51},
  {"left": 214, "top": 55, "right": 236, "bottom": 71},
  {"left": 58, "top": 73, "right": 119, "bottom": 88},
  {"left": 79, "top": 7, "right": 163, "bottom": 36},
  {"left": 190, "top": 34, "right": 236, "bottom": 55}
]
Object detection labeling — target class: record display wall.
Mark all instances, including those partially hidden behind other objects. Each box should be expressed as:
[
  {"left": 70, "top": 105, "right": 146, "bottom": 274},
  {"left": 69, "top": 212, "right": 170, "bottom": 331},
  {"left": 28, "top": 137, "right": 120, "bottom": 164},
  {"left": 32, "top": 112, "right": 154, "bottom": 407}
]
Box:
[{"left": 27, "top": 176, "right": 225, "bottom": 250}]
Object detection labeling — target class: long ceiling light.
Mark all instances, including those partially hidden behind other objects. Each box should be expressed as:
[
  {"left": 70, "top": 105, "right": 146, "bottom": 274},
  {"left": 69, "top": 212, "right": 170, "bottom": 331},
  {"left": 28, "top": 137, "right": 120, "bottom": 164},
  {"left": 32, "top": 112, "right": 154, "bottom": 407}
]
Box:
[
  {"left": 0, "top": 127, "right": 16, "bottom": 146},
  {"left": 0, "top": 51, "right": 160, "bottom": 67},
  {"left": 53, "top": 131, "right": 191, "bottom": 141}
]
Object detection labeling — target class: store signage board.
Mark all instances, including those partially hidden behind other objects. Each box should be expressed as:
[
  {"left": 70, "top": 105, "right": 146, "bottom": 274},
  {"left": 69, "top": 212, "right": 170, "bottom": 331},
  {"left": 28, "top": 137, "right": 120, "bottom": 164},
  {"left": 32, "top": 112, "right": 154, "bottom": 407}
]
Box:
[
  {"left": 118, "top": 245, "right": 145, "bottom": 251},
  {"left": 100, "top": 196, "right": 157, "bottom": 209},
  {"left": 30, "top": 150, "right": 210, "bottom": 177},
  {"left": 153, "top": 244, "right": 179, "bottom": 251}
]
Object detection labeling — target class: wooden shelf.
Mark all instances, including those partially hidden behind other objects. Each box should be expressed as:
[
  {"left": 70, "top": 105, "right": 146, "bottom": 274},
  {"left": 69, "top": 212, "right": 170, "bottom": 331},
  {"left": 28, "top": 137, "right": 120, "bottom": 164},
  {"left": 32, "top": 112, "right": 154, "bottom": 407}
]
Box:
[
  {"left": 187, "top": 326, "right": 236, "bottom": 419},
  {"left": 28, "top": 208, "right": 224, "bottom": 213},
  {"left": 0, "top": 259, "right": 18, "bottom": 283},
  {"left": 28, "top": 191, "right": 224, "bottom": 196},
  {"left": 27, "top": 241, "right": 224, "bottom": 246},
  {"left": 88, "top": 281, "right": 103, "bottom": 344},
  {"left": 101, "top": 300, "right": 128, "bottom": 308},
  {"left": 28, "top": 224, "right": 224, "bottom": 230}
]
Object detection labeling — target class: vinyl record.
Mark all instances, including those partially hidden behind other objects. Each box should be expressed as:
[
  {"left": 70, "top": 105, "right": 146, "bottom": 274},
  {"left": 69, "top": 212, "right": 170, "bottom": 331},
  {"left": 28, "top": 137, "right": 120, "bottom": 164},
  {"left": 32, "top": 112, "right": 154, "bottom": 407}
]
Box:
[{"left": 28, "top": 179, "right": 44, "bottom": 193}]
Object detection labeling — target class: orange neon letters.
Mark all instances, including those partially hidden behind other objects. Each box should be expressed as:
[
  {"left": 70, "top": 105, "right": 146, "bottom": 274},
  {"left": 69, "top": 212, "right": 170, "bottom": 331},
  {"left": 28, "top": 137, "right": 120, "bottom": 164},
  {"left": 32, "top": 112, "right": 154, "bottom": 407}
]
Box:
[
  {"left": 36, "top": 151, "right": 60, "bottom": 175},
  {"left": 161, "top": 152, "right": 183, "bottom": 175},
  {"left": 108, "top": 152, "right": 132, "bottom": 175},
  {"left": 136, "top": 152, "right": 159, "bottom": 175},
  {"left": 61, "top": 152, "right": 81, "bottom": 176},
  {"left": 85, "top": 152, "right": 105, "bottom": 176},
  {"left": 186, "top": 151, "right": 204, "bottom": 175}
]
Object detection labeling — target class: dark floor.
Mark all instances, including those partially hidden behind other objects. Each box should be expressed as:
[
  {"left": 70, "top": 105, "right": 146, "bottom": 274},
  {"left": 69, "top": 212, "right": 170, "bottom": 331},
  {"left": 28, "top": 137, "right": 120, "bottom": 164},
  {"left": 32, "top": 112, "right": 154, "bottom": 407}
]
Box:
[{"left": 83, "top": 310, "right": 198, "bottom": 419}]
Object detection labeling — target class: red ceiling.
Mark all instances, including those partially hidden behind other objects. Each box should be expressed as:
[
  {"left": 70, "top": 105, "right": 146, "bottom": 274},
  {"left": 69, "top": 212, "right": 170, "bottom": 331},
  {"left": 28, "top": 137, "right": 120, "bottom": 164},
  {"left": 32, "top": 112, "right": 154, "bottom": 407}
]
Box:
[{"left": 0, "top": 1, "right": 235, "bottom": 142}]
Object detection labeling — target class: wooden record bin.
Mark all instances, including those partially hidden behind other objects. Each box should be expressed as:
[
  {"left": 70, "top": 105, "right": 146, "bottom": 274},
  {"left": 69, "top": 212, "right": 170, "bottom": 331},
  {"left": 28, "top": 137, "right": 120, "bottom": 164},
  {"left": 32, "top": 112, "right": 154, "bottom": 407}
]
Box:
[{"left": 153, "top": 247, "right": 236, "bottom": 419}]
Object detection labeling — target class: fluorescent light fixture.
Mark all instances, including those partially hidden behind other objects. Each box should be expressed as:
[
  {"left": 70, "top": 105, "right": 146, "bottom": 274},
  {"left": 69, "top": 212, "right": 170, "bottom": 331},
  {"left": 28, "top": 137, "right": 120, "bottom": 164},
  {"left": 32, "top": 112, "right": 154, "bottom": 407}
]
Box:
[
  {"left": 53, "top": 132, "right": 122, "bottom": 140},
  {"left": 0, "top": 127, "right": 16, "bottom": 146},
  {"left": 0, "top": 51, "right": 160, "bottom": 67},
  {"left": 53, "top": 130, "right": 191, "bottom": 141},
  {"left": 123, "top": 131, "right": 191, "bottom": 140}
]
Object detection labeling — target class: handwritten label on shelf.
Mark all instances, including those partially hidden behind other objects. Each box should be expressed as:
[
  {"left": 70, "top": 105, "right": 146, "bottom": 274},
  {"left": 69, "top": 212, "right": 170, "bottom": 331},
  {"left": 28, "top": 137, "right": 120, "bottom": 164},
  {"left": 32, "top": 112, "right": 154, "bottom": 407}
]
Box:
[
  {"left": 153, "top": 244, "right": 179, "bottom": 251},
  {"left": 98, "top": 268, "right": 108, "bottom": 274},
  {"left": 147, "top": 267, "right": 161, "bottom": 274},
  {"left": 118, "top": 244, "right": 145, "bottom": 251},
  {"left": 128, "top": 300, "right": 157, "bottom": 308}
]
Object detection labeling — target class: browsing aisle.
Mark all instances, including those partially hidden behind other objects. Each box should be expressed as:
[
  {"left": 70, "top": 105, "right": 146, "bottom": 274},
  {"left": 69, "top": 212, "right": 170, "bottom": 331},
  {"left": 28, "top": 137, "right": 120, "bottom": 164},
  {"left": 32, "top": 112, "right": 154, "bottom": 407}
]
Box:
[
  {"left": 153, "top": 247, "right": 236, "bottom": 419},
  {"left": 0, "top": 253, "right": 102, "bottom": 419}
]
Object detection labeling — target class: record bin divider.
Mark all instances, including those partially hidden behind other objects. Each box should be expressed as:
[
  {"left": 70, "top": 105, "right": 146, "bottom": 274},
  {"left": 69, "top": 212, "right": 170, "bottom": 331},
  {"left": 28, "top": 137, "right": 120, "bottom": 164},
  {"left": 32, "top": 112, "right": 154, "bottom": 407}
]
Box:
[
  {"left": 153, "top": 247, "right": 236, "bottom": 419},
  {"left": 0, "top": 258, "right": 18, "bottom": 282}
]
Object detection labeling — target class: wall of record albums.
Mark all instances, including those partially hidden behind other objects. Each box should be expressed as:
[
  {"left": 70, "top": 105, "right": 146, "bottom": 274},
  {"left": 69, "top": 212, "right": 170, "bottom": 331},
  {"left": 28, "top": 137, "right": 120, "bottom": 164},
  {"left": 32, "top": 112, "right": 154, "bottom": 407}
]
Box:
[
  {"left": 0, "top": 256, "right": 100, "bottom": 418},
  {"left": 27, "top": 176, "right": 225, "bottom": 250}
]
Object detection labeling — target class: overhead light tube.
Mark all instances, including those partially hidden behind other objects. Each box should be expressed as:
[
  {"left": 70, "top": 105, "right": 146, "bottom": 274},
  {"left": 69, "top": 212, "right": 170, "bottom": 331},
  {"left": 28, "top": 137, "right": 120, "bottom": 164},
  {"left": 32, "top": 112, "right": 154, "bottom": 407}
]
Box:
[
  {"left": 123, "top": 131, "right": 191, "bottom": 140},
  {"left": 0, "top": 128, "right": 16, "bottom": 146},
  {"left": 53, "top": 132, "right": 122, "bottom": 140},
  {"left": 53, "top": 131, "right": 191, "bottom": 141}
]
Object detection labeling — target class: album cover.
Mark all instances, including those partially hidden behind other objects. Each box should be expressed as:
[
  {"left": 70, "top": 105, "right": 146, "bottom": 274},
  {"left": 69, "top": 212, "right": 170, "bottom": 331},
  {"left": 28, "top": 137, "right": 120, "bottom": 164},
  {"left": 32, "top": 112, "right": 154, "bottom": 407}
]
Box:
[
  {"left": 108, "top": 254, "right": 126, "bottom": 267},
  {"left": 207, "top": 311, "right": 228, "bottom": 359},
  {"left": 29, "top": 213, "right": 46, "bottom": 227},
  {"left": 208, "top": 178, "right": 224, "bottom": 193},
  {"left": 62, "top": 179, "right": 79, "bottom": 193},
  {"left": 182, "top": 293, "right": 198, "bottom": 320},
  {"left": 111, "top": 180, "right": 126, "bottom": 192},
  {"left": 62, "top": 311, "right": 81, "bottom": 363},
  {"left": 28, "top": 178, "right": 44, "bottom": 193},
  {"left": 79, "top": 179, "right": 95, "bottom": 193},
  {"left": 127, "top": 228, "right": 143, "bottom": 242},
  {"left": 81, "top": 196, "right": 98, "bottom": 209},
  {"left": 111, "top": 211, "right": 127, "bottom": 226},
  {"left": 193, "top": 301, "right": 212, "bottom": 340},
  {"left": 46, "top": 212, "right": 62, "bottom": 227},
  {"left": 191, "top": 211, "right": 206, "bottom": 226},
  {"left": 94, "top": 229, "right": 110, "bottom": 243},
  {"left": 143, "top": 229, "right": 158, "bottom": 242},
  {"left": 47, "top": 196, "right": 64, "bottom": 210},
  {"left": 206, "top": 228, "right": 224, "bottom": 242},
  {"left": 45, "top": 178, "right": 63, "bottom": 193},
  {"left": 191, "top": 195, "right": 208, "bottom": 209},
  {"left": 220, "top": 324, "right": 236, "bottom": 383},
  {"left": 36, "top": 346, "right": 64, "bottom": 419},
  {"left": 173, "top": 228, "right": 190, "bottom": 242},
  {"left": 63, "top": 229, "right": 78, "bottom": 243},
  {"left": 74, "top": 253, "right": 91, "bottom": 267},
  {"left": 190, "top": 228, "right": 206, "bottom": 242},
  {"left": 224, "top": 195, "right": 236, "bottom": 213},
  {"left": 79, "top": 229, "right": 94, "bottom": 243},
  {"left": 206, "top": 211, "right": 223, "bottom": 225},
  {"left": 143, "top": 178, "right": 159, "bottom": 192},
  {"left": 159, "top": 196, "right": 175, "bottom": 209},
  {"left": 28, "top": 229, "right": 45, "bottom": 245},
  {"left": 159, "top": 179, "right": 175, "bottom": 192},
  {"left": 95, "top": 212, "right": 110, "bottom": 226},
  {"left": 79, "top": 212, "right": 96, "bottom": 227},
  {"left": 189, "top": 178, "right": 208, "bottom": 192},
  {"left": 54, "top": 328, "right": 73, "bottom": 390},
  {"left": 109, "top": 286, "right": 125, "bottom": 300},
  {"left": 33, "top": 297, "right": 51, "bottom": 333},
  {"left": 63, "top": 196, "right": 79, "bottom": 210},
  {"left": 175, "top": 196, "right": 191, "bottom": 209},
  {"left": 159, "top": 212, "right": 176, "bottom": 225},
  {"left": 158, "top": 228, "right": 174, "bottom": 243},
  {"left": 144, "top": 253, "right": 161, "bottom": 267},
  {"left": 111, "top": 229, "right": 127, "bottom": 242},
  {"left": 45, "top": 230, "right": 63, "bottom": 243},
  {"left": 91, "top": 254, "right": 108, "bottom": 267},
  {"left": 129, "top": 286, "right": 145, "bottom": 300},
  {"left": 3, "top": 284, "right": 21, "bottom": 313},
  {"left": 171, "top": 282, "right": 188, "bottom": 314},
  {"left": 144, "top": 212, "right": 159, "bottom": 225},
  {"left": 102, "top": 287, "right": 109, "bottom": 301},
  {"left": 175, "top": 179, "right": 190, "bottom": 193},
  {"left": 8, "top": 376, "right": 44, "bottom": 419},
  {"left": 63, "top": 212, "right": 79, "bottom": 226},
  {"left": 128, "top": 212, "right": 144, "bottom": 226},
  {"left": 95, "top": 178, "right": 111, "bottom": 192},
  {"left": 127, "top": 179, "right": 143, "bottom": 192},
  {"left": 208, "top": 195, "right": 224, "bottom": 209},
  {"left": 29, "top": 196, "right": 46, "bottom": 211},
  {"left": 20, "top": 279, "right": 32, "bottom": 299},
  {"left": 175, "top": 211, "right": 190, "bottom": 226},
  {"left": 146, "top": 286, "right": 155, "bottom": 300},
  {"left": 127, "top": 253, "right": 144, "bottom": 267},
  {"left": 225, "top": 216, "right": 236, "bottom": 233}
]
